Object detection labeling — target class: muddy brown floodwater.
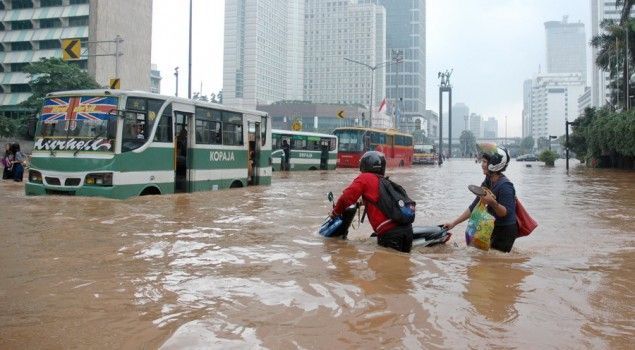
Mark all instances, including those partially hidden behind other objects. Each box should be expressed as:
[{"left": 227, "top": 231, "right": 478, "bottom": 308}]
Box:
[{"left": 0, "top": 159, "right": 633, "bottom": 349}]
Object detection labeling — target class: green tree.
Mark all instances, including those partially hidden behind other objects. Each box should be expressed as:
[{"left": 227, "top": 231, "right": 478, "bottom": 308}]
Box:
[
  {"left": 0, "top": 116, "right": 18, "bottom": 138},
  {"left": 193, "top": 92, "right": 209, "bottom": 102},
  {"left": 459, "top": 130, "right": 477, "bottom": 157},
  {"left": 520, "top": 136, "right": 534, "bottom": 154},
  {"left": 21, "top": 58, "right": 100, "bottom": 111}
]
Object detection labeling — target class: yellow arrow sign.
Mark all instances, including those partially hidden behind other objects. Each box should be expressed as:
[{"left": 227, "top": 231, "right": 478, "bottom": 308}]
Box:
[
  {"left": 62, "top": 39, "right": 81, "bottom": 61},
  {"left": 337, "top": 110, "right": 345, "bottom": 119},
  {"left": 109, "top": 78, "right": 121, "bottom": 89}
]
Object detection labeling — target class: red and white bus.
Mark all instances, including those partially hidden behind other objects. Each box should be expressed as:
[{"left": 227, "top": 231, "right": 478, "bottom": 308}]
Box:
[{"left": 333, "top": 127, "right": 413, "bottom": 168}]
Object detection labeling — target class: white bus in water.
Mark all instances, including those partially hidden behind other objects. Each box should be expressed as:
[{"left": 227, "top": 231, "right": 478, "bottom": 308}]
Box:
[
  {"left": 25, "top": 89, "right": 272, "bottom": 199},
  {"left": 271, "top": 129, "right": 338, "bottom": 171}
]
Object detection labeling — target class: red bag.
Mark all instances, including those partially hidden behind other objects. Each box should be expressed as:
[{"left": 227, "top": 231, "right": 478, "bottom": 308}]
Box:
[{"left": 516, "top": 198, "right": 537, "bottom": 236}]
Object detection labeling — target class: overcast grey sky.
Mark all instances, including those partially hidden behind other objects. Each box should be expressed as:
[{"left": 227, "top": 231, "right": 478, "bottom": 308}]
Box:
[{"left": 152, "top": 0, "right": 591, "bottom": 137}]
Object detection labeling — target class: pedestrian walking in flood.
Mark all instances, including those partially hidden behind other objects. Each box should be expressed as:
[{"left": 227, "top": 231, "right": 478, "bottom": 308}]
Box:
[{"left": 444, "top": 143, "right": 518, "bottom": 252}]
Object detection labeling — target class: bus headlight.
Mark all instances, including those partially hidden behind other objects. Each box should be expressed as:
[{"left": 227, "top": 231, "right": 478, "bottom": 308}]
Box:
[
  {"left": 29, "top": 170, "right": 43, "bottom": 184},
  {"left": 85, "top": 172, "right": 113, "bottom": 186}
]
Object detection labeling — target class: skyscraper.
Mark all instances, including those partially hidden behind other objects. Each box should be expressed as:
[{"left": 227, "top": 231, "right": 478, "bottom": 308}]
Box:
[
  {"left": 530, "top": 73, "right": 586, "bottom": 140},
  {"left": 0, "top": 0, "right": 152, "bottom": 114},
  {"left": 445, "top": 102, "right": 469, "bottom": 140},
  {"left": 544, "top": 17, "right": 587, "bottom": 82},
  {"left": 522, "top": 79, "right": 533, "bottom": 138},
  {"left": 304, "top": 1, "right": 386, "bottom": 114},
  {"left": 379, "top": 0, "right": 426, "bottom": 132},
  {"left": 483, "top": 117, "right": 498, "bottom": 138},
  {"left": 222, "top": 0, "right": 304, "bottom": 109}
]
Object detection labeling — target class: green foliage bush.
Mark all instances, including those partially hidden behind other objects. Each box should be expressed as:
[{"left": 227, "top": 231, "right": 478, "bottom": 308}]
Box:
[{"left": 539, "top": 150, "right": 557, "bottom": 167}]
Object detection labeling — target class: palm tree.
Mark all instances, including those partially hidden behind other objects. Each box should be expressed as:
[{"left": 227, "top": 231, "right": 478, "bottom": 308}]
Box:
[
  {"left": 616, "top": 0, "right": 635, "bottom": 25},
  {"left": 591, "top": 0, "right": 635, "bottom": 108}
]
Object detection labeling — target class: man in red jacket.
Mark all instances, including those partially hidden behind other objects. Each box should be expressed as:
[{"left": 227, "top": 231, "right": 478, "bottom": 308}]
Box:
[{"left": 331, "top": 151, "right": 414, "bottom": 252}]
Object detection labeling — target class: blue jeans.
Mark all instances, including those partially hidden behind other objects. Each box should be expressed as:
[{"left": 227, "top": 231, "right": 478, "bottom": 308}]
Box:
[{"left": 12, "top": 163, "right": 23, "bottom": 182}]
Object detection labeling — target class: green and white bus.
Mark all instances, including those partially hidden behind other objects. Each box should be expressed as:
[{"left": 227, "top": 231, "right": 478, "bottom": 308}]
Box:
[
  {"left": 271, "top": 129, "right": 337, "bottom": 171},
  {"left": 25, "top": 89, "right": 272, "bottom": 199}
]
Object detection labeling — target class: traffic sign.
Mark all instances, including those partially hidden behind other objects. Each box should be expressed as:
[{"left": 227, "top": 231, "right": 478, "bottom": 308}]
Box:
[
  {"left": 109, "top": 78, "right": 121, "bottom": 89},
  {"left": 291, "top": 119, "right": 302, "bottom": 131},
  {"left": 337, "top": 110, "right": 345, "bottom": 119},
  {"left": 62, "top": 39, "right": 81, "bottom": 61}
]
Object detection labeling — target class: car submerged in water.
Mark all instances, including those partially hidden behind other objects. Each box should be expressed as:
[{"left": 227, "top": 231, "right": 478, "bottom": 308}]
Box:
[{"left": 516, "top": 154, "right": 539, "bottom": 161}]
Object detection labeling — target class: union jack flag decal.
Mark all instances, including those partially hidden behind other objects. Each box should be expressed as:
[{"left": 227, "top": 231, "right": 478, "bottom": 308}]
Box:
[{"left": 40, "top": 96, "right": 118, "bottom": 130}]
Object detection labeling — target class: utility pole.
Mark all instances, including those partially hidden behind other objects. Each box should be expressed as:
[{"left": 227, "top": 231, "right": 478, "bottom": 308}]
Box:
[
  {"left": 174, "top": 67, "right": 179, "bottom": 97},
  {"left": 392, "top": 50, "right": 403, "bottom": 130},
  {"left": 344, "top": 58, "right": 391, "bottom": 128}
]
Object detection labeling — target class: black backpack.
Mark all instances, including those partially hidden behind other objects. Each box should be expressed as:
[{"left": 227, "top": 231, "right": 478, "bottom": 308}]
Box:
[{"left": 371, "top": 175, "right": 416, "bottom": 225}]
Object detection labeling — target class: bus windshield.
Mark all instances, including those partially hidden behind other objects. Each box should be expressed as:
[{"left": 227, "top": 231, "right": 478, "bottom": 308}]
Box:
[
  {"left": 34, "top": 96, "right": 118, "bottom": 152},
  {"left": 335, "top": 130, "right": 364, "bottom": 152}
]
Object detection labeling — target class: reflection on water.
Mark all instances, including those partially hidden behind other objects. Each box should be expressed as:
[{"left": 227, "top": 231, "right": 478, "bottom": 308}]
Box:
[{"left": 0, "top": 160, "right": 634, "bottom": 349}]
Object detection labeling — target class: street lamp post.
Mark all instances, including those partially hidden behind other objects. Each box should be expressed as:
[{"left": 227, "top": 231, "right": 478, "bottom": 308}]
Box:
[
  {"left": 548, "top": 135, "right": 557, "bottom": 151},
  {"left": 174, "top": 67, "right": 179, "bottom": 97},
  {"left": 344, "top": 58, "right": 391, "bottom": 128}
]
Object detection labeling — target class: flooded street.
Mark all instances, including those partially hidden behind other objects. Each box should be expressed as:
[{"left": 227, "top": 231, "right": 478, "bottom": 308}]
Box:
[{"left": 1, "top": 159, "right": 634, "bottom": 349}]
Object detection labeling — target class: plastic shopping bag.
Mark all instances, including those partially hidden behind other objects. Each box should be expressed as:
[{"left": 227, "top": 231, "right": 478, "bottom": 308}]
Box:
[{"left": 465, "top": 200, "right": 495, "bottom": 250}]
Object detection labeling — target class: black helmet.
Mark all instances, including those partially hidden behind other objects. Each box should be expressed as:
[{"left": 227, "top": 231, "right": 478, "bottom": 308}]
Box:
[{"left": 359, "top": 151, "right": 386, "bottom": 175}]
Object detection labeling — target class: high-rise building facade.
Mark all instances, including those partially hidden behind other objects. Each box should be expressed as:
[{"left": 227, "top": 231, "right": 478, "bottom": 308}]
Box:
[
  {"left": 483, "top": 117, "right": 498, "bottom": 138},
  {"left": 379, "top": 0, "right": 426, "bottom": 133},
  {"left": 0, "top": 0, "right": 152, "bottom": 112},
  {"left": 444, "top": 102, "right": 469, "bottom": 140},
  {"left": 544, "top": 17, "right": 587, "bottom": 82},
  {"left": 223, "top": 0, "right": 304, "bottom": 109},
  {"left": 150, "top": 63, "right": 161, "bottom": 94},
  {"left": 304, "top": 1, "right": 386, "bottom": 116},
  {"left": 522, "top": 79, "right": 533, "bottom": 138},
  {"left": 590, "top": 0, "right": 632, "bottom": 107},
  {"left": 469, "top": 113, "right": 482, "bottom": 139},
  {"left": 530, "top": 72, "right": 586, "bottom": 139}
]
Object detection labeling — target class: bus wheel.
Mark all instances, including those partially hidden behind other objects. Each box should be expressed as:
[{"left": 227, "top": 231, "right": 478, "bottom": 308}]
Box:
[
  {"left": 309, "top": 166, "right": 318, "bottom": 171},
  {"left": 140, "top": 186, "right": 161, "bottom": 196},
  {"left": 230, "top": 180, "right": 243, "bottom": 188},
  {"left": 399, "top": 160, "right": 405, "bottom": 167}
]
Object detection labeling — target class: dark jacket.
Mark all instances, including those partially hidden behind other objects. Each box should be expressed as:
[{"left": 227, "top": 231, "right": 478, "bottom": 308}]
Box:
[
  {"left": 333, "top": 172, "right": 398, "bottom": 235},
  {"left": 469, "top": 175, "right": 517, "bottom": 226}
]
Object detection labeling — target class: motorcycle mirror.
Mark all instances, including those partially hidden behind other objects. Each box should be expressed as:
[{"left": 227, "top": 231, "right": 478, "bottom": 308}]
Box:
[{"left": 327, "top": 191, "right": 333, "bottom": 202}]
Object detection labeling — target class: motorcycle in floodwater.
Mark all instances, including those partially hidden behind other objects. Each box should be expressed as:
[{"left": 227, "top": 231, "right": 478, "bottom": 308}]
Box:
[{"left": 319, "top": 192, "right": 452, "bottom": 247}]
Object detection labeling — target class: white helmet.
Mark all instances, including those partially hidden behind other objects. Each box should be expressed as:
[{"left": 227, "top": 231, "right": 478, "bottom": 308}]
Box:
[{"left": 478, "top": 143, "right": 510, "bottom": 172}]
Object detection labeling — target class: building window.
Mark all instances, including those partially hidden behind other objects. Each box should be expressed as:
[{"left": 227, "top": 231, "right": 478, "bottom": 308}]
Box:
[
  {"left": 11, "top": 20, "right": 33, "bottom": 30},
  {"left": 69, "top": 0, "right": 88, "bottom": 4},
  {"left": 39, "top": 40, "right": 60, "bottom": 49},
  {"left": 10, "top": 63, "right": 30, "bottom": 71},
  {"left": 11, "top": 84, "right": 32, "bottom": 93},
  {"left": 40, "top": 0, "right": 62, "bottom": 6},
  {"left": 68, "top": 16, "right": 89, "bottom": 27},
  {"left": 11, "top": 41, "right": 32, "bottom": 51},
  {"left": 39, "top": 18, "right": 62, "bottom": 28},
  {"left": 11, "top": 0, "right": 33, "bottom": 9}
]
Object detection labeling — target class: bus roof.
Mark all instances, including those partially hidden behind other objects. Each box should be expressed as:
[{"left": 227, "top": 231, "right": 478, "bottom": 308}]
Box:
[
  {"left": 45, "top": 89, "right": 268, "bottom": 117},
  {"left": 272, "top": 129, "right": 337, "bottom": 139},
  {"left": 332, "top": 126, "right": 412, "bottom": 138}
]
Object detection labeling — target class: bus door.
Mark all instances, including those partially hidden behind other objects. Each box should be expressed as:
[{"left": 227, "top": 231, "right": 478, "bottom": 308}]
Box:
[
  {"left": 247, "top": 121, "right": 261, "bottom": 185},
  {"left": 386, "top": 135, "right": 395, "bottom": 159},
  {"left": 320, "top": 139, "right": 329, "bottom": 170},
  {"left": 174, "top": 111, "right": 192, "bottom": 193}
]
